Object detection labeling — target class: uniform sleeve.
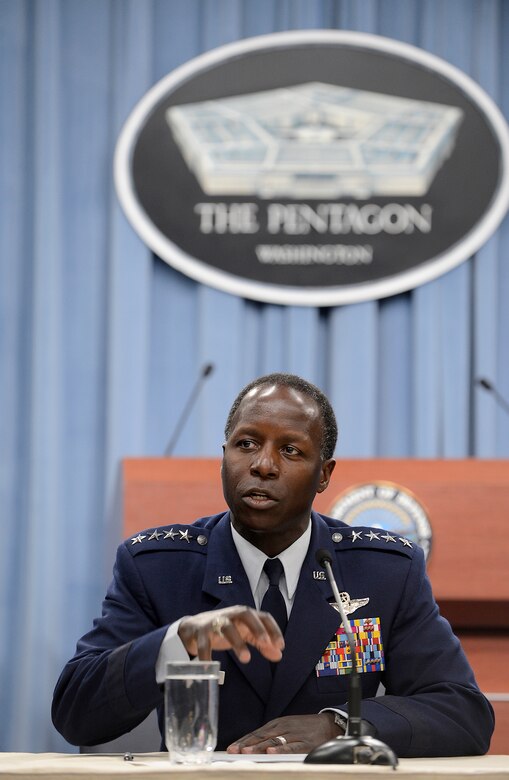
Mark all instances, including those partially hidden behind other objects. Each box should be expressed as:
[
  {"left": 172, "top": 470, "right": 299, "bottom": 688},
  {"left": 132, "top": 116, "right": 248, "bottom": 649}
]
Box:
[
  {"left": 155, "top": 619, "right": 190, "bottom": 684},
  {"left": 356, "top": 547, "right": 494, "bottom": 756},
  {"left": 51, "top": 544, "right": 169, "bottom": 746}
]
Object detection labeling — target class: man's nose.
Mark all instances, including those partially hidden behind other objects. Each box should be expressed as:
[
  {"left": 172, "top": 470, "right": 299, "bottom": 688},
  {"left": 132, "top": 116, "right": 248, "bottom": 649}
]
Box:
[{"left": 250, "top": 446, "right": 279, "bottom": 478}]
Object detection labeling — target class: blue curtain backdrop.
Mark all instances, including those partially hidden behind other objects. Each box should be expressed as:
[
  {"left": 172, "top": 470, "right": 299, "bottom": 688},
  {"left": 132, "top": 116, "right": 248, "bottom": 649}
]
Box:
[{"left": 1, "top": 0, "right": 508, "bottom": 752}]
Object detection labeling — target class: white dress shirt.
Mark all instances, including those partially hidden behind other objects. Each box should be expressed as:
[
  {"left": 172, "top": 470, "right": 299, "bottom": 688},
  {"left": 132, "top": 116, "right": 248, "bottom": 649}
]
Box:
[{"left": 155, "top": 520, "right": 311, "bottom": 683}]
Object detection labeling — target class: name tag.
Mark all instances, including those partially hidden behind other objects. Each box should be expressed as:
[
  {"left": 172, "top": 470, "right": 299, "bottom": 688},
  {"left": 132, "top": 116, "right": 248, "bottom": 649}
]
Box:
[{"left": 315, "top": 617, "right": 384, "bottom": 677}]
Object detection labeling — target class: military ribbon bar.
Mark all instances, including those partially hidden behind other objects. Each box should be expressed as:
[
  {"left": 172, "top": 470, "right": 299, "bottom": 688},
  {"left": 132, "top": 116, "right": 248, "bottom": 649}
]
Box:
[{"left": 315, "top": 616, "right": 385, "bottom": 676}]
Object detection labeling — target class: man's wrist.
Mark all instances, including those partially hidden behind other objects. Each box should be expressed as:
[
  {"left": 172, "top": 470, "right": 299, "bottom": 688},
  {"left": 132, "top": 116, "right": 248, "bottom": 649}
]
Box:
[
  {"left": 320, "top": 710, "right": 377, "bottom": 738},
  {"left": 321, "top": 711, "right": 347, "bottom": 736},
  {"left": 155, "top": 619, "right": 190, "bottom": 685},
  {"left": 332, "top": 712, "right": 348, "bottom": 734}
]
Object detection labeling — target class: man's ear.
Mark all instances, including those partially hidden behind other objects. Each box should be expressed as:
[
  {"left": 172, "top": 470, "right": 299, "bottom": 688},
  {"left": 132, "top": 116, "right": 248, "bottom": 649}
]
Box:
[{"left": 317, "top": 458, "right": 336, "bottom": 493}]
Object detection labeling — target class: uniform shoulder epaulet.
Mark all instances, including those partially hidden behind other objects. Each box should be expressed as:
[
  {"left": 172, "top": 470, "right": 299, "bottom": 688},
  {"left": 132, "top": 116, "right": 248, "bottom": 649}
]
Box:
[
  {"left": 125, "top": 524, "right": 210, "bottom": 556},
  {"left": 329, "top": 526, "right": 415, "bottom": 557}
]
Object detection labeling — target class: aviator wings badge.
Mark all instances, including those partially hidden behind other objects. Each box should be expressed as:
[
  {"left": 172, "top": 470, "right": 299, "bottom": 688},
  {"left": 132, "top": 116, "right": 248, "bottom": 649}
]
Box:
[{"left": 332, "top": 591, "right": 369, "bottom": 616}]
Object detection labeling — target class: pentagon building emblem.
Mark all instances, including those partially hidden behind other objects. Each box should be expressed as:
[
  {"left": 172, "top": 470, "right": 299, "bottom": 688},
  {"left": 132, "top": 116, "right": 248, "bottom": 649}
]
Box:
[
  {"left": 166, "top": 82, "right": 463, "bottom": 200},
  {"left": 328, "top": 481, "right": 432, "bottom": 560}
]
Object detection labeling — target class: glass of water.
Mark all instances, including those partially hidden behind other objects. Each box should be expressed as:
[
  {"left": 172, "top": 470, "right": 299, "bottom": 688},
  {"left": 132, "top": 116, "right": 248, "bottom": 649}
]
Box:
[{"left": 164, "top": 660, "right": 220, "bottom": 764}]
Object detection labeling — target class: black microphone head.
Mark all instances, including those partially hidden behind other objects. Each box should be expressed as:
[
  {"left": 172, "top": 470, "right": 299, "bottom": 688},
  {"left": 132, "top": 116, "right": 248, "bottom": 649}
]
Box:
[
  {"left": 202, "top": 362, "right": 214, "bottom": 377},
  {"left": 476, "top": 377, "right": 493, "bottom": 391},
  {"left": 315, "top": 548, "right": 333, "bottom": 568}
]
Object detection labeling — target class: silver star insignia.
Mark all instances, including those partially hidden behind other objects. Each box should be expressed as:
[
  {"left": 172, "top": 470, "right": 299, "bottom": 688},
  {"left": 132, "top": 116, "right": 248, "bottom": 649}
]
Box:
[
  {"left": 163, "top": 528, "right": 178, "bottom": 540},
  {"left": 381, "top": 532, "right": 397, "bottom": 543},
  {"left": 179, "top": 529, "right": 193, "bottom": 543},
  {"left": 366, "top": 530, "right": 380, "bottom": 541},
  {"left": 148, "top": 530, "right": 162, "bottom": 541},
  {"left": 332, "top": 591, "right": 370, "bottom": 616},
  {"left": 399, "top": 537, "right": 413, "bottom": 547},
  {"left": 351, "top": 530, "right": 363, "bottom": 542},
  {"left": 130, "top": 534, "right": 146, "bottom": 545}
]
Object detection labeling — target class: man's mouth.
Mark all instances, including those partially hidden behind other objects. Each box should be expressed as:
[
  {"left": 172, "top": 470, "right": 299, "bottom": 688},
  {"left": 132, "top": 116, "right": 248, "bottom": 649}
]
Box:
[{"left": 242, "top": 489, "right": 278, "bottom": 507}]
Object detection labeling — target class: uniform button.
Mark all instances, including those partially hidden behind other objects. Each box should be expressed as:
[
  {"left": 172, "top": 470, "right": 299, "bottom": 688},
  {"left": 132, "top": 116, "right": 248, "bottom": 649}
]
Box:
[
  {"left": 332, "top": 532, "right": 343, "bottom": 543},
  {"left": 197, "top": 535, "right": 208, "bottom": 546}
]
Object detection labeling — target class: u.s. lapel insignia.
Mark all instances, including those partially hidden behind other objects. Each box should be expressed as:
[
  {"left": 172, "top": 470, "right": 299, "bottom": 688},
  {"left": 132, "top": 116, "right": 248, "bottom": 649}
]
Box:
[{"left": 331, "top": 591, "right": 369, "bottom": 616}]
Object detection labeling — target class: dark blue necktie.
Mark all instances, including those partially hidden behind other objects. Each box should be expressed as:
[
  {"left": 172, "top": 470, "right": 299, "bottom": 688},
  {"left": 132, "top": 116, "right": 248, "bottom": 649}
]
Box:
[{"left": 261, "top": 557, "right": 288, "bottom": 635}]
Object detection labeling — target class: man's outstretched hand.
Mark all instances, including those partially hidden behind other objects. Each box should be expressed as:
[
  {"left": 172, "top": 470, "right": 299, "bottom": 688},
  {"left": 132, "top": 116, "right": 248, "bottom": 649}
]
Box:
[
  {"left": 178, "top": 606, "right": 285, "bottom": 663},
  {"left": 227, "top": 713, "right": 341, "bottom": 754}
]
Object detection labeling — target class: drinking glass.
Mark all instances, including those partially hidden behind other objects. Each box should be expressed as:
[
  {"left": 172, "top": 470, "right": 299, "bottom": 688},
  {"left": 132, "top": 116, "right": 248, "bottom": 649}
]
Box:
[{"left": 164, "top": 660, "right": 220, "bottom": 764}]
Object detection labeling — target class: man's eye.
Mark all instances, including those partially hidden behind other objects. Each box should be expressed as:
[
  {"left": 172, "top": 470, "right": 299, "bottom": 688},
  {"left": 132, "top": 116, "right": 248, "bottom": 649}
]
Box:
[
  {"left": 283, "top": 445, "right": 299, "bottom": 455},
  {"left": 237, "top": 439, "right": 255, "bottom": 449}
]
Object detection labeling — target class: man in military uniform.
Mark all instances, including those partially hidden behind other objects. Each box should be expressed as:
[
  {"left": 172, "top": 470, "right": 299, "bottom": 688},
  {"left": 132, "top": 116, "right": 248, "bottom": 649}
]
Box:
[{"left": 52, "top": 373, "right": 494, "bottom": 756}]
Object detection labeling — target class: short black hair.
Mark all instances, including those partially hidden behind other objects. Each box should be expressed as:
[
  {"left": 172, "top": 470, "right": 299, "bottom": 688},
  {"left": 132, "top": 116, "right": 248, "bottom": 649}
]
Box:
[{"left": 224, "top": 373, "right": 338, "bottom": 460}]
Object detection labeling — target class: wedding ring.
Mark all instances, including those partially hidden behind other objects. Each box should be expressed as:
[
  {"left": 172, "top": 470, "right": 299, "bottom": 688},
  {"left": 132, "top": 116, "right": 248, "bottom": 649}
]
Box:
[
  {"left": 211, "top": 615, "right": 229, "bottom": 636},
  {"left": 275, "top": 735, "right": 287, "bottom": 746}
]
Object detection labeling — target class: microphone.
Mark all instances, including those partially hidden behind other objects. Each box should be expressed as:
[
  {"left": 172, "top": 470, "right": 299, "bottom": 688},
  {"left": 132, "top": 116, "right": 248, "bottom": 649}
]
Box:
[
  {"left": 475, "top": 377, "right": 509, "bottom": 416},
  {"left": 304, "top": 548, "right": 398, "bottom": 768},
  {"left": 163, "top": 363, "right": 215, "bottom": 456}
]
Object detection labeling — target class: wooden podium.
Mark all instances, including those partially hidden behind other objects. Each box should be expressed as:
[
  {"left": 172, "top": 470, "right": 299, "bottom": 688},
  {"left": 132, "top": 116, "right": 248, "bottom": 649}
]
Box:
[{"left": 120, "top": 457, "right": 509, "bottom": 754}]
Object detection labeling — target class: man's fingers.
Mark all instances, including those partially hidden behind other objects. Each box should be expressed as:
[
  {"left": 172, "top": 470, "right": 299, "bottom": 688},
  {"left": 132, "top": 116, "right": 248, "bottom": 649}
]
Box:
[
  {"left": 178, "top": 606, "right": 284, "bottom": 662},
  {"left": 266, "top": 741, "right": 306, "bottom": 754},
  {"left": 210, "top": 609, "right": 284, "bottom": 661},
  {"left": 227, "top": 726, "right": 283, "bottom": 752},
  {"left": 227, "top": 714, "right": 332, "bottom": 755},
  {"left": 238, "top": 736, "right": 286, "bottom": 754},
  {"left": 228, "top": 732, "right": 305, "bottom": 755},
  {"left": 194, "top": 630, "right": 213, "bottom": 661},
  {"left": 231, "top": 611, "right": 284, "bottom": 659},
  {"left": 258, "top": 612, "right": 286, "bottom": 649},
  {"left": 217, "top": 621, "right": 251, "bottom": 662}
]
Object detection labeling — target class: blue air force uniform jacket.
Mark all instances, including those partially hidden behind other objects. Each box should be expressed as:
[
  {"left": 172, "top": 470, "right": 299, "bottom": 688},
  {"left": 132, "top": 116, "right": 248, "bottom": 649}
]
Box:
[{"left": 52, "top": 512, "right": 494, "bottom": 756}]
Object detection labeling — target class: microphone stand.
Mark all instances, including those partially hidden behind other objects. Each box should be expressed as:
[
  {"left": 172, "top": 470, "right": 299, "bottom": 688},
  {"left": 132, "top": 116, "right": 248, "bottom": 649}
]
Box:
[
  {"left": 164, "top": 363, "right": 214, "bottom": 456},
  {"left": 476, "top": 377, "right": 509, "bottom": 417},
  {"left": 305, "top": 551, "right": 398, "bottom": 768}
]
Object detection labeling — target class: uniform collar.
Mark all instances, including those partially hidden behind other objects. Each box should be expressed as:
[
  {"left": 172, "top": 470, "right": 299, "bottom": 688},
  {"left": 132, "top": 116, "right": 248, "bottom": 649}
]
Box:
[{"left": 230, "top": 520, "right": 312, "bottom": 603}]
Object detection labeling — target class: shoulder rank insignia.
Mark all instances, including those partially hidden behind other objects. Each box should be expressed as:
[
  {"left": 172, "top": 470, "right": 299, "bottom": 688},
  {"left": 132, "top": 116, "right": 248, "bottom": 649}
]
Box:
[
  {"left": 127, "top": 525, "right": 209, "bottom": 555},
  {"left": 331, "top": 591, "right": 369, "bottom": 616}
]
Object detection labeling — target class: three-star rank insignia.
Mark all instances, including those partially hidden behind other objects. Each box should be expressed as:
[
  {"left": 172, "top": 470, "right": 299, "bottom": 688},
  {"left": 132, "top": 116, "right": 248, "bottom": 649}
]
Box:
[
  {"left": 331, "top": 528, "right": 413, "bottom": 550},
  {"left": 128, "top": 526, "right": 209, "bottom": 551}
]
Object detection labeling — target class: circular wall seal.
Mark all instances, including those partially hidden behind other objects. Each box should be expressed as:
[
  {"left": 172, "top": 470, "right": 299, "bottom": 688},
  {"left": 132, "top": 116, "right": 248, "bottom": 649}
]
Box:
[
  {"left": 115, "top": 30, "right": 509, "bottom": 306},
  {"left": 328, "top": 481, "right": 432, "bottom": 559}
]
